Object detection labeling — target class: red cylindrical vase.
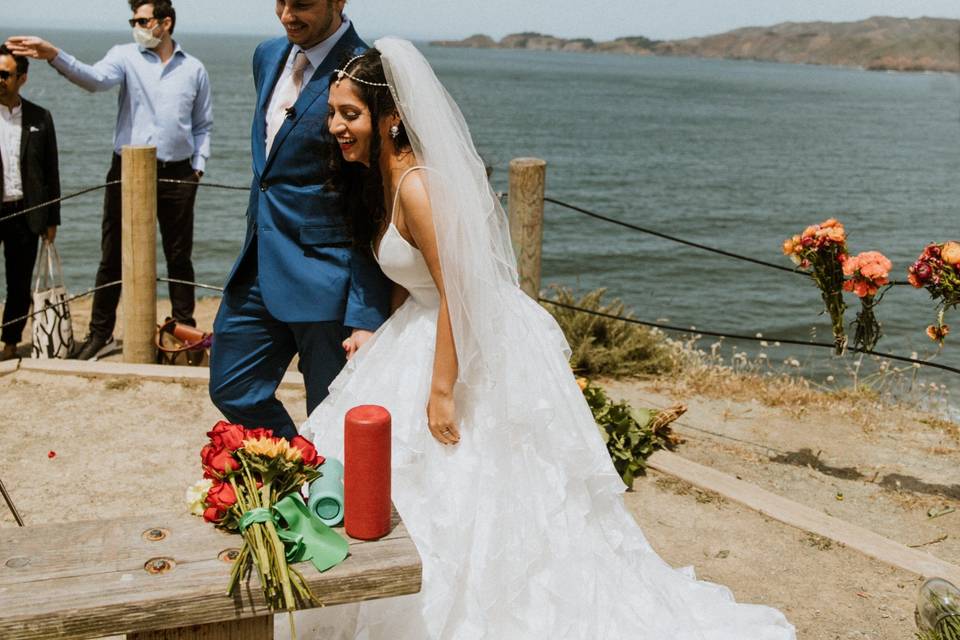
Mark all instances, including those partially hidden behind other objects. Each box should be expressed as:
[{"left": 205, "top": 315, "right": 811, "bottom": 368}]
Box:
[{"left": 344, "top": 405, "right": 392, "bottom": 540}]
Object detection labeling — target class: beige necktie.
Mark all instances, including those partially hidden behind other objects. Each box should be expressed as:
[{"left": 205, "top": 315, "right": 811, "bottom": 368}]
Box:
[{"left": 266, "top": 51, "right": 309, "bottom": 154}]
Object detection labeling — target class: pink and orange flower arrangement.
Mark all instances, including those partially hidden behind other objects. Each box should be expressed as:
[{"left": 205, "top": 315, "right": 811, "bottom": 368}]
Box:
[
  {"left": 783, "top": 219, "right": 894, "bottom": 353},
  {"left": 783, "top": 218, "right": 850, "bottom": 354},
  {"left": 843, "top": 251, "right": 892, "bottom": 352},
  {"left": 908, "top": 242, "right": 960, "bottom": 345}
]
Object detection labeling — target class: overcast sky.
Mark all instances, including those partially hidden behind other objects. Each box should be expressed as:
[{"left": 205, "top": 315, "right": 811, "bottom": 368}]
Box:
[{"left": 6, "top": 1, "right": 960, "bottom": 41}]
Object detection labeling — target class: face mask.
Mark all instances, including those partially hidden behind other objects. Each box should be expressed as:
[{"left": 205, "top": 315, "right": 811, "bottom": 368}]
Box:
[{"left": 133, "top": 26, "right": 162, "bottom": 49}]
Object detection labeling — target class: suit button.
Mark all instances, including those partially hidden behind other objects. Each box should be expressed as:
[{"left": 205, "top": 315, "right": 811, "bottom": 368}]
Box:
[{"left": 260, "top": 183, "right": 267, "bottom": 192}]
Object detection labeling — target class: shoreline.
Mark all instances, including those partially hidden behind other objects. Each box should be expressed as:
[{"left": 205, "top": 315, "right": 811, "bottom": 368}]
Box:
[
  {"left": 431, "top": 17, "right": 960, "bottom": 74},
  {"left": 430, "top": 42, "right": 960, "bottom": 75}
]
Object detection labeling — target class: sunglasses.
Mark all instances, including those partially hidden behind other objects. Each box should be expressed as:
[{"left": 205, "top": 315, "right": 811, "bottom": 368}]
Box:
[
  {"left": 0, "top": 70, "right": 18, "bottom": 81},
  {"left": 128, "top": 17, "right": 159, "bottom": 28}
]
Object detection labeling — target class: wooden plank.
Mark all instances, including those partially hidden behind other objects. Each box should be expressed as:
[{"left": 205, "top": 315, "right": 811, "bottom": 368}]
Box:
[
  {"left": 0, "top": 358, "right": 19, "bottom": 376},
  {"left": 128, "top": 616, "right": 272, "bottom": 640},
  {"left": 0, "top": 511, "right": 406, "bottom": 586},
  {"left": 17, "top": 359, "right": 305, "bottom": 389},
  {"left": 647, "top": 450, "right": 960, "bottom": 585},
  {"left": 0, "top": 510, "right": 420, "bottom": 640}
]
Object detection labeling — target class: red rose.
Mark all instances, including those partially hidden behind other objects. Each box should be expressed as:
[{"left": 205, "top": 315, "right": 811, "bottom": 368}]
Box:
[
  {"left": 207, "top": 421, "right": 247, "bottom": 451},
  {"left": 914, "top": 261, "right": 932, "bottom": 283},
  {"left": 244, "top": 427, "right": 276, "bottom": 442},
  {"left": 203, "top": 446, "right": 240, "bottom": 476},
  {"left": 289, "top": 435, "right": 322, "bottom": 466},
  {"left": 203, "top": 506, "right": 226, "bottom": 523},
  {"left": 206, "top": 481, "right": 237, "bottom": 510}
]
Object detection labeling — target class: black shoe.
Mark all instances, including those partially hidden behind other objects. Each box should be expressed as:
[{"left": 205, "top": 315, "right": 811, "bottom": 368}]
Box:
[{"left": 73, "top": 335, "right": 118, "bottom": 361}]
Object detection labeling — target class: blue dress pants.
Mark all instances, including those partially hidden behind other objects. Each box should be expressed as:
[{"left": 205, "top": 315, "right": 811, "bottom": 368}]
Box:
[{"left": 209, "top": 252, "right": 349, "bottom": 441}]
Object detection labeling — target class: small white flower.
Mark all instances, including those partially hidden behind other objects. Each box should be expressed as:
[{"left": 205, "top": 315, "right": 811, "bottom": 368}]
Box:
[
  {"left": 185, "top": 478, "right": 213, "bottom": 517},
  {"left": 760, "top": 341, "right": 769, "bottom": 347},
  {"left": 826, "top": 375, "right": 835, "bottom": 382}
]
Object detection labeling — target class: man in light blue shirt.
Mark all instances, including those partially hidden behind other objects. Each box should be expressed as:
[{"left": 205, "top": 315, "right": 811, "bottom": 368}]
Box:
[{"left": 8, "top": 0, "right": 213, "bottom": 360}]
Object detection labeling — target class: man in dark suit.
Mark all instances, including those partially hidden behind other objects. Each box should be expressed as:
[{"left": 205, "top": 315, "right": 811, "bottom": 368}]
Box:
[
  {"left": 0, "top": 44, "right": 60, "bottom": 361},
  {"left": 209, "top": 1, "right": 391, "bottom": 439}
]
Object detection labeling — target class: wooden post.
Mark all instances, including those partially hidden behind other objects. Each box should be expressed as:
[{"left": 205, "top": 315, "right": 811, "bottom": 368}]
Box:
[
  {"left": 121, "top": 146, "right": 157, "bottom": 364},
  {"left": 508, "top": 158, "right": 546, "bottom": 299}
]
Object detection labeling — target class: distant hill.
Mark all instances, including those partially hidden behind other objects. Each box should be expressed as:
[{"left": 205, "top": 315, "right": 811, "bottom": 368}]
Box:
[{"left": 431, "top": 17, "right": 960, "bottom": 72}]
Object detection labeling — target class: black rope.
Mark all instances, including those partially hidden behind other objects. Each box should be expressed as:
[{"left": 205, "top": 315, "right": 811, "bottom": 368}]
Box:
[
  {"left": 539, "top": 298, "right": 960, "bottom": 376},
  {"left": 544, "top": 196, "right": 912, "bottom": 287},
  {"left": 0, "top": 281, "right": 122, "bottom": 331},
  {"left": 158, "top": 277, "right": 224, "bottom": 293},
  {"left": 158, "top": 178, "right": 249, "bottom": 191},
  {"left": 0, "top": 181, "right": 120, "bottom": 224}
]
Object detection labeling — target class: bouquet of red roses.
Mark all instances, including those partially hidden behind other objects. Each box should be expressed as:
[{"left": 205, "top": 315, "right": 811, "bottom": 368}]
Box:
[
  {"left": 908, "top": 242, "right": 960, "bottom": 345},
  {"left": 199, "top": 421, "right": 348, "bottom": 616},
  {"left": 783, "top": 218, "right": 849, "bottom": 354}
]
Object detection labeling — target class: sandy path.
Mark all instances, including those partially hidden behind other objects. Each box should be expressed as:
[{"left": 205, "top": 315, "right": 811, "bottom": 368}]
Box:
[{"left": 1, "top": 365, "right": 948, "bottom": 638}]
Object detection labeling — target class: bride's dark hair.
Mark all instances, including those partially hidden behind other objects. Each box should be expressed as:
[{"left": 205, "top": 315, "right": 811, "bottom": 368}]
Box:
[{"left": 326, "top": 48, "right": 411, "bottom": 252}]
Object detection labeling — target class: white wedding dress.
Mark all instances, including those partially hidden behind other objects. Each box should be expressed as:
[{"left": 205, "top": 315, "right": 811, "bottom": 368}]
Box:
[{"left": 293, "top": 162, "right": 796, "bottom": 638}]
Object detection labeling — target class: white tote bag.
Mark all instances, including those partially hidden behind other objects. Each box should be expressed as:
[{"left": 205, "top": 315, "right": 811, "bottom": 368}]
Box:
[{"left": 31, "top": 240, "right": 75, "bottom": 359}]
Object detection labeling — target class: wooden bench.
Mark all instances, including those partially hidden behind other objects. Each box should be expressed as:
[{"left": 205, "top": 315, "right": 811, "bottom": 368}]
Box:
[{"left": 0, "top": 508, "right": 421, "bottom": 639}]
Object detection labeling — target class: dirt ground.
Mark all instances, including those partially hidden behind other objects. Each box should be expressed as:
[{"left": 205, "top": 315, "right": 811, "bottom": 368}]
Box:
[{"left": 1, "top": 299, "right": 958, "bottom": 638}]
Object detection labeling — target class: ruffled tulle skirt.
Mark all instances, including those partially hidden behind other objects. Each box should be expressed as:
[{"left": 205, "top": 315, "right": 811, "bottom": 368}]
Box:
[{"left": 294, "top": 292, "right": 796, "bottom": 639}]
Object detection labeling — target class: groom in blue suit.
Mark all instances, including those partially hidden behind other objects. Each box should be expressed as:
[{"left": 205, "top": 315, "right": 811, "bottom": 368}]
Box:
[{"left": 210, "top": 0, "right": 390, "bottom": 440}]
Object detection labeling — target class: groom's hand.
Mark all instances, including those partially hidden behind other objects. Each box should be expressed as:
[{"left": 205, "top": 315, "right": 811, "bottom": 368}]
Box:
[{"left": 343, "top": 328, "right": 374, "bottom": 360}]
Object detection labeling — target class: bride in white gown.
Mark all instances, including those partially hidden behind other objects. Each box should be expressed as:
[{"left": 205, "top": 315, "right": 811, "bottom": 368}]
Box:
[{"left": 296, "top": 37, "right": 796, "bottom": 639}]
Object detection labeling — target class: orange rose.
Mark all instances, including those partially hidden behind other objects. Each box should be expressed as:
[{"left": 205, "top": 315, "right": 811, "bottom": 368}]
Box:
[
  {"left": 941, "top": 241, "right": 960, "bottom": 266},
  {"left": 825, "top": 227, "right": 846, "bottom": 244}
]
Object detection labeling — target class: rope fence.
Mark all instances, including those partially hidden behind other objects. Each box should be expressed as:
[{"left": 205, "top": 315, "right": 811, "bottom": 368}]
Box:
[
  {"left": 543, "top": 196, "right": 912, "bottom": 286},
  {"left": 539, "top": 298, "right": 960, "bottom": 376},
  {"left": 0, "top": 165, "right": 949, "bottom": 376}
]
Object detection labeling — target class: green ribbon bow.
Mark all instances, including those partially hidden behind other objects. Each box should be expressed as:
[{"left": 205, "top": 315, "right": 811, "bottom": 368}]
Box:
[{"left": 239, "top": 494, "right": 349, "bottom": 573}]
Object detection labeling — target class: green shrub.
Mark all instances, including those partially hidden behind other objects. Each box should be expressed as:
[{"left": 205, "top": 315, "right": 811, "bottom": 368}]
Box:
[
  {"left": 582, "top": 381, "right": 684, "bottom": 487},
  {"left": 541, "top": 286, "right": 679, "bottom": 378}
]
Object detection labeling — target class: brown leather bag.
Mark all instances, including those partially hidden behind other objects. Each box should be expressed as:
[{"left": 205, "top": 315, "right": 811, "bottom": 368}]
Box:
[{"left": 156, "top": 318, "right": 212, "bottom": 366}]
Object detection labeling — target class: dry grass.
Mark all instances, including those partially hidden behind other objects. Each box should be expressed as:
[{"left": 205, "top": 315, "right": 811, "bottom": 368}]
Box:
[
  {"left": 541, "top": 287, "right": 681, "bottom": 378},
  {"left": 546, "top": 287, "right": 960, "bottom": 437}
]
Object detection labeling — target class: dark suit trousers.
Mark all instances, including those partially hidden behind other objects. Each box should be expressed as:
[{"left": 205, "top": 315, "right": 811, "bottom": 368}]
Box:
[
  {"left": 88, "top": 154, "right": 199, "bottom": 339},
  {"left": 0, "top": 202, "right": 40, "bottom": 345},
  {"left": 209, "top": 243, "right": 351, "bottom": 440}
]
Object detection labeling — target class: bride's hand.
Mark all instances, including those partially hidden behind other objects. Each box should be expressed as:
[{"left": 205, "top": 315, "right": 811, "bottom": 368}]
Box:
[
  {"left": 342, "top": 329, "right": 375, "bottom": 360},
  {"left": 427, "top": 389, "right": 459, "bottom": 445}
]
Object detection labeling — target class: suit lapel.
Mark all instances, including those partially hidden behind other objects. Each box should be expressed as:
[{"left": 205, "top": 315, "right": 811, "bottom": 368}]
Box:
[
  {"left": 263, "top": 26, "right": 364, "bottom": 173},
  {"left": 19, "top": 100, "right": 32, "bottom": 165},
  {"left": 254, "top": 41, "right": 293, "bottom": 174}
]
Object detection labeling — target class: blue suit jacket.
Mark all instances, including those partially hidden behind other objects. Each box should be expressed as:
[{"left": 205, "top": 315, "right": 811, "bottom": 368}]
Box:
[{"left": 225, "top": 27, "right": 391, "bottom": 329}]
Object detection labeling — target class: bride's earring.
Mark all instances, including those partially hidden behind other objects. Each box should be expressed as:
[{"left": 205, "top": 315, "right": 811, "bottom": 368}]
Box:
[{"left": 389, "top": 124, "right": 401, "bottom": 139}]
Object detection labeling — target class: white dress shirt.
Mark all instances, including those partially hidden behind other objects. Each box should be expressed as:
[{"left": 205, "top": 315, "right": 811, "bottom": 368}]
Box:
[
  {"left": 264, "top": 16, "right": 352, "bottom": 151},
  {"left": 51, "top": 41, "right": 213, "bottom": 171},
  {"left": 0, "top": 102, "right": 23, "bottom": 202}
]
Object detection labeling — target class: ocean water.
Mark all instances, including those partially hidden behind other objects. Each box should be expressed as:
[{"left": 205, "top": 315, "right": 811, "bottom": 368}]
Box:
[{"left": 5, "top": 30, "right": 960, "bottom": 389}]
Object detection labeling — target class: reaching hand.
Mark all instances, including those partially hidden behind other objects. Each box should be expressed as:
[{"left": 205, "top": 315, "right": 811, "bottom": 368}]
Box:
[
  {"left": 5, "top": 36, "right": 59, "bottom": 61},
  {"left": 427, "top": 388, "right": 460, "bottom": 445},
  {"left": 342, "top": 328, "right": 374, "bottom": 361}
]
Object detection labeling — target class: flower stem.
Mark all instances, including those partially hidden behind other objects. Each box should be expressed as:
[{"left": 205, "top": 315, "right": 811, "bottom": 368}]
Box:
[{"left": 261, "top": 481, "right": 297, "bottom": 613}]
